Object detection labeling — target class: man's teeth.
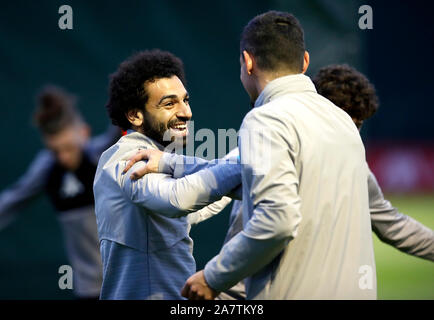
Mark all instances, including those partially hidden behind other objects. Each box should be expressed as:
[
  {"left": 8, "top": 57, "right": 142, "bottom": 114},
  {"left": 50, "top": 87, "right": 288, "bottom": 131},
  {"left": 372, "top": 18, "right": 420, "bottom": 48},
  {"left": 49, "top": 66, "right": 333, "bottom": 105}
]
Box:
[{"left": 172, "top": 124, "right": 187, "bottom": 130}]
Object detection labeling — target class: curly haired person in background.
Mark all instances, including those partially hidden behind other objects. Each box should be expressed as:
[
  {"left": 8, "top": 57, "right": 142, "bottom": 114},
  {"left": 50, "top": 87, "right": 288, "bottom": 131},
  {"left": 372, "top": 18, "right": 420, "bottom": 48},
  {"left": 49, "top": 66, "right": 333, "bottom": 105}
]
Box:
[{"left": 313, "top": 64, "right": 434, "bottom": 260}]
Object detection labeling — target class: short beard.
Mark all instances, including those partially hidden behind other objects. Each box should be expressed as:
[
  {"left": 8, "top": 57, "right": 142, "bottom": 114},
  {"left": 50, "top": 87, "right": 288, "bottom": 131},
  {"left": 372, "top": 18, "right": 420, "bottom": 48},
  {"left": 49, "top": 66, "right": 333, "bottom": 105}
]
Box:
[{"left": 140, "top": 112, "right": 187, "bottom": 148}]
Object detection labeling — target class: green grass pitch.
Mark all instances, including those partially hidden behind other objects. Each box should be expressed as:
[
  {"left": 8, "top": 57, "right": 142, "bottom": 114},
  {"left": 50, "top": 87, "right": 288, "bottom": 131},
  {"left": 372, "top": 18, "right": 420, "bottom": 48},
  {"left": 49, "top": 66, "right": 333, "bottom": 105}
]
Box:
[{"left": 373, "top": 194, "right": 434, "bottom": 300}]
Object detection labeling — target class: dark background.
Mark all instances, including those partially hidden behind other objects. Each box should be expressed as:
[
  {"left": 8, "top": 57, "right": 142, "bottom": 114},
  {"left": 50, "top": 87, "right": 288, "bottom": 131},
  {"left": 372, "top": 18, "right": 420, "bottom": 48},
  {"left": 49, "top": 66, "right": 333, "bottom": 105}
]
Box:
[{"left": 0, "top": 0, "right": 432, "bottom": 299}]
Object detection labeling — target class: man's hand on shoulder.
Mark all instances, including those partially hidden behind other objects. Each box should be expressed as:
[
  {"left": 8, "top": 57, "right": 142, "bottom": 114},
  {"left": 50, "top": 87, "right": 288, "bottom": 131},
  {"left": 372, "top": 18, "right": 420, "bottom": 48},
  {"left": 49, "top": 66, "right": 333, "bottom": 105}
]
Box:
[{"left": 123, "top": 148, "right": 163, "bottom": 180}]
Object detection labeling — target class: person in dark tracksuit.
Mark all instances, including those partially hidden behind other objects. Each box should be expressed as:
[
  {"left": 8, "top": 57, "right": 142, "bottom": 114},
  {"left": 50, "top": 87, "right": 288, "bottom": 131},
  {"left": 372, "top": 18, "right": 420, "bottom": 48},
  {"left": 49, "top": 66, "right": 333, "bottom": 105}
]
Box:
[{"left": 0, "top": 86, "right": 121, "bottom": 299}]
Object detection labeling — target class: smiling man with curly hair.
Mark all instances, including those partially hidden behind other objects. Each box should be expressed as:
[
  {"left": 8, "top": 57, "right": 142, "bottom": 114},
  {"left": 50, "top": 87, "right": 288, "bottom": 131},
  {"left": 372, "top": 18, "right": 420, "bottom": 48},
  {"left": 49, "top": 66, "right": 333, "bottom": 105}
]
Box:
[{"left": 93, "top": 49, "right": 241, "bottom": 299}]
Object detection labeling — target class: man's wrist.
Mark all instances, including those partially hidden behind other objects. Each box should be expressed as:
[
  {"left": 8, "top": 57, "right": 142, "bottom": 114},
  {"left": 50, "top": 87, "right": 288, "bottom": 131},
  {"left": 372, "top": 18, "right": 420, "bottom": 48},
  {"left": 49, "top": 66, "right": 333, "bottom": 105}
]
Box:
[
  {"left": 197, "top": 270, "right": 218, "bottom": 297},
  {"left": 158, "top": 152, "right": 173, "bottom": 174},
  {"left": 203, "top": 260, "right": 224, "bottom": 293},
  {"left": 158, "top": 152, "right": 186, "bottom": 175}
]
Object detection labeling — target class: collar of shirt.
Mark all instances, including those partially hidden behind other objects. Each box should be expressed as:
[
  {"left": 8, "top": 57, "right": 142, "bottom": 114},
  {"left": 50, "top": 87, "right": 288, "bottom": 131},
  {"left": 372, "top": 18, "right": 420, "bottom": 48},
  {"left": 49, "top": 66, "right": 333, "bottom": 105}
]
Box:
[
  {"left": 126, "top": 129, "right": 166, "bottom": 151},
  {"left": 254, "top": 73, "right": 317, "bottom": 108}
]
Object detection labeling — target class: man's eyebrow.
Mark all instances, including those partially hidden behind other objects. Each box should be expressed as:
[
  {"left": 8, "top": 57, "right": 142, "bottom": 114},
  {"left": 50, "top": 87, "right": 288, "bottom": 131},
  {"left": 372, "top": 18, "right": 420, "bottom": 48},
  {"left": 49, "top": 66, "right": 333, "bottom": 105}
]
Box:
[{"left": 158, "top": 95, "right": 177, "bottom": 104}]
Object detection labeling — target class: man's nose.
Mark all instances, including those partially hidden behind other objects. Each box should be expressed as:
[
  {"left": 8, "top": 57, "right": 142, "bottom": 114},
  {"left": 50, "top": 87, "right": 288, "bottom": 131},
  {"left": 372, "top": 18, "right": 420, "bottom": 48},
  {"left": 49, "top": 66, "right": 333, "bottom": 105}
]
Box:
[{"left": 177, "top": 102, "right": 192, "bottom": 120}]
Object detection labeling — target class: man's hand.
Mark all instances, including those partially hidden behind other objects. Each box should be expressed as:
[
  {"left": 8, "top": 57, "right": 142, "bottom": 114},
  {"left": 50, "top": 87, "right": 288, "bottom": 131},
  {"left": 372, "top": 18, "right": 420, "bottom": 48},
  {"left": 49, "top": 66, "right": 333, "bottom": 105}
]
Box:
[
  {"left": 181, "top": 270, "right": 219, "bottom": 300},
  {"left": 123, "top": 148, "right": 164, "bottom": 180}
]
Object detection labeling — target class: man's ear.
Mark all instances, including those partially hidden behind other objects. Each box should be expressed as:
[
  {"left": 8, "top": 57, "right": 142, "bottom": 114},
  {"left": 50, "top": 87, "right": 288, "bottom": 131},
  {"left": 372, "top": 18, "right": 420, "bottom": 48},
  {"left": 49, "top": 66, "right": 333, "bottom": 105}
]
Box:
[
  {"left": 126, "top": 109, "right": 144, "bottom": 127},
  {"left": 242, "top": 50, "right": 254, "bottom": 76},
  {"left": 302, "top": 51, "right": 310, "bottom": 74}
]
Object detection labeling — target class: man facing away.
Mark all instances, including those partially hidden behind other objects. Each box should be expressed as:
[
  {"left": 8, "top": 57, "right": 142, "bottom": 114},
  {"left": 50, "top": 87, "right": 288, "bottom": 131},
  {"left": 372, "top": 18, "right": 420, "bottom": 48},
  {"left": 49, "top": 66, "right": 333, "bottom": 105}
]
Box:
[
  {"left": 93, "top": 50, "right": 241, "bottom": 300},
  {"left": 181, "top": 64, "right": 434, "bottom": 300},
  {"left": 179, "top": 10, "right": 376, "bottom": 300},
  {"left": 0, "top": 86, "right": 120, "bottom": 299}
]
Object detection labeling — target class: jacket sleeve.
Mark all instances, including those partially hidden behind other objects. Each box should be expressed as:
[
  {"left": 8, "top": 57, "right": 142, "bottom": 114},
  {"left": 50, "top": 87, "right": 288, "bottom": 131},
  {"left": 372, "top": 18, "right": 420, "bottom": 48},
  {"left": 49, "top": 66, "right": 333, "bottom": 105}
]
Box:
[
  {"left": 204, "top": 110, "right": 302, "bottom": 292},
  {"left": 120, "top": 157, "right": 241, "bottom": 219},
  {"left": 368, "top": 168, "right": 434, "bottom": 261},
  {"left": 158, "top": 150, "right": 238, "bottom": 224},
  {"left": 159, "top": 147, "right": 240, "bottom": 179},
  {"left": 187, "top": 196, "right": 233, "bottom": 225},
  {"left": 159, "top": 148, "right": 242, "bottom": 201},
  {"left": 0, "top": 150, "right": 53, "bottom": 229}
]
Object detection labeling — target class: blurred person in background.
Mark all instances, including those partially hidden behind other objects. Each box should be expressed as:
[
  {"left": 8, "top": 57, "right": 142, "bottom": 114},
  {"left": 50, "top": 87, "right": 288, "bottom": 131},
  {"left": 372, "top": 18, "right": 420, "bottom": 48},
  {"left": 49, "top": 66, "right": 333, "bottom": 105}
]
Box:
[
  {"left": 0, "top": 86, "right": 121, "bottom": 299},
  {"left": 313, "top": 64, "right": 434, "bottom": 260}
]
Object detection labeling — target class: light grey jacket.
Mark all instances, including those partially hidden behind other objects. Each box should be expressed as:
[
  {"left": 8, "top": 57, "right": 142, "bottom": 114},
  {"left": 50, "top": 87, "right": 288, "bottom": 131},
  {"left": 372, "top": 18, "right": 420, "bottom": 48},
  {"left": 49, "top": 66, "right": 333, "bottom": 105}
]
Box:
[
  {"left": 203, "top": 74, "right": 376, "bottom": 299},
  {"left": 367, "top": 172, "right": 434, "bottom": 259},
  {"left": 93, "top": 131, "right": 241, "bottom": 299}
]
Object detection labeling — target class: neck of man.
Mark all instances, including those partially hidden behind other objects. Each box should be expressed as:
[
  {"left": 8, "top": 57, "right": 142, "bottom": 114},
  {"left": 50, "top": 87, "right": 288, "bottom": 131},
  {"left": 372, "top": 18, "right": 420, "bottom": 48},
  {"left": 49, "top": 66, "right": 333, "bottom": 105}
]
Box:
[{"left": 254, "top": 68, "right": 300, "bottom": 101}]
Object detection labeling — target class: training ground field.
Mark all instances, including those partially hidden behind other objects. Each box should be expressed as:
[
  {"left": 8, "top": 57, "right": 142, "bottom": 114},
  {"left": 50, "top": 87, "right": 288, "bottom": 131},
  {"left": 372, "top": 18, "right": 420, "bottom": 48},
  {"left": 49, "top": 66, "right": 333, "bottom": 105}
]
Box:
[{"left": 373, "top": 194, "right": 434, "bottom": 300}]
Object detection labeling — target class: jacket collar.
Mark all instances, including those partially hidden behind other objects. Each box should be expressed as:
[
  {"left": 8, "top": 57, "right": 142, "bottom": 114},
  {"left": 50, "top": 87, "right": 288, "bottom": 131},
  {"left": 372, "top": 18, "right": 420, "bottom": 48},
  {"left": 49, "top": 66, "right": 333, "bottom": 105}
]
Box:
[
  {"left": 125, "top": 129, "right": 166, "bottom": 151},
  {"left": 254, "top": 73, "right": 317, "bottom": 108}
]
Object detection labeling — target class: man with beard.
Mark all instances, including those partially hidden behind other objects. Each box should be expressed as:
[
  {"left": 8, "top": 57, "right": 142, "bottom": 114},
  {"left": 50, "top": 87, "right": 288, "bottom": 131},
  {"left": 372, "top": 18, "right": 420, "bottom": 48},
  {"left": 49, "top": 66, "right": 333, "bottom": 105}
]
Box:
[{"left": 93, "top": 50, "right": 241, "bottom": 300}]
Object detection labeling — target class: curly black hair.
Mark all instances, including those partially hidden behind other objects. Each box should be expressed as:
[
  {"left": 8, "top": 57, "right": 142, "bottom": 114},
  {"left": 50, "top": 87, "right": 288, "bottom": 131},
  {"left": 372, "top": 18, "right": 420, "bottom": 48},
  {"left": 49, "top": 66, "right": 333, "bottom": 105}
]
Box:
[
  {"left": 106, "top": 49, "right": 186, "bottom": 131},
  {"left": 313, "top": 64, "right": 379, "bottom": 128}
]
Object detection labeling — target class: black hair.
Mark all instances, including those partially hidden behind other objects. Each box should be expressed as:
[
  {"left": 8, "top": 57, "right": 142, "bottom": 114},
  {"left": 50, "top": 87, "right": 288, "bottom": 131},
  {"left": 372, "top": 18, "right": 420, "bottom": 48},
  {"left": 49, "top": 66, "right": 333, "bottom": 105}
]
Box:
[{"left": 240, "top": 11, "right": 305, "bottom": 73}]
